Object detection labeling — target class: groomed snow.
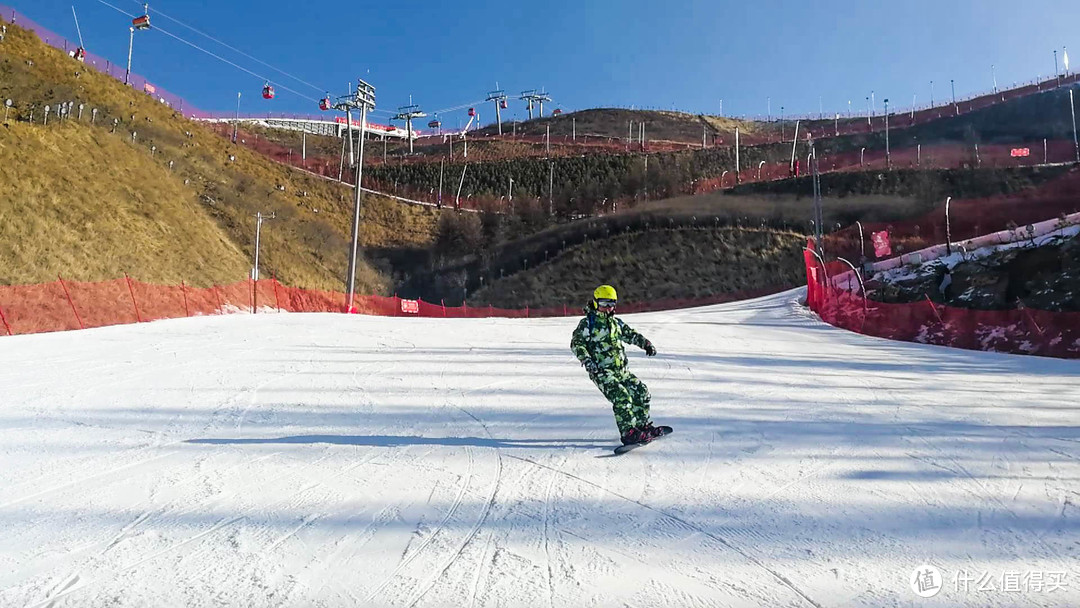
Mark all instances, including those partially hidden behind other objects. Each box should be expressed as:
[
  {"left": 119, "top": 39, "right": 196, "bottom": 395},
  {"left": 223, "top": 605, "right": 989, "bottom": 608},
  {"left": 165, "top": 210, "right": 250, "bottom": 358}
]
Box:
[{"left": 1, "top": 290, "right": 1077, "bottom": 607}]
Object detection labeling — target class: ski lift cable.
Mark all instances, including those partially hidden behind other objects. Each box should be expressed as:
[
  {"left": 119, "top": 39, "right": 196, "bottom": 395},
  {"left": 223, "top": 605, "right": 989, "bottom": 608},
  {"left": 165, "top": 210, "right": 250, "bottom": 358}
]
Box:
[
  {"left": 71, "top": 5, "right": 86, "bottom": 48},
  {"left": 430, "top": 100, "right": 487, "bottom": 115},
  {"left": 93, "top": 0, "right": 312, "bottom": 101},
  {"left": 120, "top": 0, "right": 326, "bottom": 96}
]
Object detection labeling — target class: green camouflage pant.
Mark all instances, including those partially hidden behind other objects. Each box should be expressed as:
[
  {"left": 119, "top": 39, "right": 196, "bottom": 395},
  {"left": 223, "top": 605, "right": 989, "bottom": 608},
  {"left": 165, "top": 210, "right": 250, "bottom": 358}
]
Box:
[{"left": 591, "top": 370, "right": 651, "bottom": 434}]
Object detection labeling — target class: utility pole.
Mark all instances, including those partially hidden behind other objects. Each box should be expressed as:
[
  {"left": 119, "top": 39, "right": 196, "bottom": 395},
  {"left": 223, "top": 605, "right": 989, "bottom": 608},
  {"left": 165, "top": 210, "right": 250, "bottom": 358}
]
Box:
[
  {"left": 232, "top": 91, "right": 240, "bottom": 143},
  {"left": 486, "top": 88, "right": 507, "bottom": 135},
  {"left": 951, "top": 79, "right": 957, "bottom": 114},
  {"left": 789, "top": 120, "right": 799, "bottom": 173},
  {"left": 251, "top": 211, "right": 275, "bottom": 281},
  {"left": 455, "top": 164, "right": 468, "bottom": 211},
  {"left": 930, "top": 80, "right": 934, "bottom": 107},
  {"left": 884, "top": 98, "right": 891, "bottom": 169},
  {"left": 548, "top": 161, "right": 554, "bottom": 216},
  {"left": 392, "top": 103, "right": 425, "bottom": 154},
  {"left": 333, "top": 79, "right": 376, "bottom": 312},
  {"left": 1071, "top": 88, "right": 1080, "bottom": 164},
  {"left": 125, "top": 27, "right": 134, "bottom": 85},
  {"left": 734, "top": 126, "right": 740, "bottom": 183},
  {"left": 811, "top": 138, "right": 823, "bottom": 252},
  {"left": 992, "top": 64, "right": 998, "bottom": 93}
]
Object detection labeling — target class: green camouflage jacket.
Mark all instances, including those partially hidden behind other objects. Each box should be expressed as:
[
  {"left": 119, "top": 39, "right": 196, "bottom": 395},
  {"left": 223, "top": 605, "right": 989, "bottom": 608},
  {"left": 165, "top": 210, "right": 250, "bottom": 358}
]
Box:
[{"left": 570, "top": 305, "right": 650, "bottom": 373}]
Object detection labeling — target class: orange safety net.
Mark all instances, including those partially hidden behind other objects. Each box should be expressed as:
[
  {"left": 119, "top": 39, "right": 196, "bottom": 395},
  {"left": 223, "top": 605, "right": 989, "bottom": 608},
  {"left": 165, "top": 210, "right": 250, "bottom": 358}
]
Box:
[
  {"left": 803, "top": 240, "right": 1080, "bottom": 359},
  {"left": 0, "top": 278, "right": 789, "bottom": 337}
]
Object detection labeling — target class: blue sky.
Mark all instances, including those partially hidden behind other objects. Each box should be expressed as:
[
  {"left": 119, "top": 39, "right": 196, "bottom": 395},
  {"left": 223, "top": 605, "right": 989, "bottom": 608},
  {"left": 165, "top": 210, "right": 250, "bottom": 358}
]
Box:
[{"left": 13, "top": 0, "right": 1080, "bottom": 126}]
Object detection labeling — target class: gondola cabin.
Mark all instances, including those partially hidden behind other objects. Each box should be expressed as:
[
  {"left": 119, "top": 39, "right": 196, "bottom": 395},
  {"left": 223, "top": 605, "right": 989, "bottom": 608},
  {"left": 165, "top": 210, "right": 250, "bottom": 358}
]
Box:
[
  {"left": 73, "top": 47, "right": 86, "bottom": 62},
  {"left": 499, "top": 99, "right": 508, "bottom": 109},
  {"left": 427, "top": 119, "right": 441, "bottom": 129},
  {"left": 319, "top": 97, "right": 332, "bottom": 111},
  {"left": 262, "top": 84, "right": 275, "bottom": 100},
  {"left": 552, "top": 108, "right": 563, "bottom": 116},
  {"left": 132, "top": 15, "right": 150, "bottom": 30},
  {"left": 467, "top": 107, "right": 476, "bottom": 117}
]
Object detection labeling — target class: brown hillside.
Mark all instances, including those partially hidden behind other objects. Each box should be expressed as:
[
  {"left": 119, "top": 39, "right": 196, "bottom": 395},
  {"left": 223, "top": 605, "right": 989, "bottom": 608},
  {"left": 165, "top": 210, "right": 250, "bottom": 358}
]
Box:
[{"left": 0, "top": 21, "right": 440, "bottom": 290}]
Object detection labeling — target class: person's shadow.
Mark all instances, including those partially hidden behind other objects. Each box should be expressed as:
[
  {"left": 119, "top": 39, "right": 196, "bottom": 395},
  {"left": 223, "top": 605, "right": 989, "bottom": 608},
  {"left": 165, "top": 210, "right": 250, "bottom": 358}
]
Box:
[{"left": 186, "top": 434, "right": 609, "bottom": 450}]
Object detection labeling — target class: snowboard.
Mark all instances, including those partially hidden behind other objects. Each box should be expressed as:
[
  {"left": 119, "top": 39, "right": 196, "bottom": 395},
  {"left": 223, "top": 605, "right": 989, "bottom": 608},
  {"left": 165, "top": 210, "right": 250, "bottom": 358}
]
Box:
[{"left": 613, "top": 426, "right": 673, "bottom": 455}]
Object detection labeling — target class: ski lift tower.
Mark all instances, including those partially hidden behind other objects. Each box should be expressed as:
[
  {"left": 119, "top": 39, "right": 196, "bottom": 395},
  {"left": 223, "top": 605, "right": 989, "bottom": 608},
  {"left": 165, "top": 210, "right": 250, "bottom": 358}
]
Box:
[
  {"left": 392, "top": 104, "right": 426, "bottom": 154},
  {"left": 332, "top": 79, "right": 376, "bottom": 312},
  {"left": 519, "top": 89, "right": 551, "bottom": 120},
  {"left": 486, "top": 89, "right": 508, "bottom": 134}
]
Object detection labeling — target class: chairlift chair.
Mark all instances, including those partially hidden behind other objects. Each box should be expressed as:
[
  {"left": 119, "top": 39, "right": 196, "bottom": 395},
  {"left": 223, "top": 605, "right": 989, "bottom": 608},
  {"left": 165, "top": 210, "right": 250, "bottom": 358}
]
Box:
[{"left": 132, "top": 14, "right": 150, "bottom": 30}]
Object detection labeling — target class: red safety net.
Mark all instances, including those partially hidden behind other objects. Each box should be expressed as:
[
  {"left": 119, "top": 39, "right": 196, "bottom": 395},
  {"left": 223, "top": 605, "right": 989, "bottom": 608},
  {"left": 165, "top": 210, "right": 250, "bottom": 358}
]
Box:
[
  {"left": 0, "top": 278, "right": 788, "bottom": 337},
  {"left": 803, "top": 241, "right": 1080, "bottom": 359}
]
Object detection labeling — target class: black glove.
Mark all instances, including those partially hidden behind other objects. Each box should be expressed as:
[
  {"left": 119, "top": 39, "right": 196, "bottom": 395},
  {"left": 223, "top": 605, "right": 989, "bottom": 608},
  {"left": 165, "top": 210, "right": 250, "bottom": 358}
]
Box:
[
  {"left": 643, "top": 340, "right": 657, "bottom": 356},
  {"left": 583, "top": 359, "right": 600, "bottom": 375}
]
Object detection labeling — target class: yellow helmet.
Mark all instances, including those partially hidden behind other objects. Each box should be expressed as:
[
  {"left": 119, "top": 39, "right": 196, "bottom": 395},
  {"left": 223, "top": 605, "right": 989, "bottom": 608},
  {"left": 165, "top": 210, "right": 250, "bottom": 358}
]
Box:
[{"left": 593, "top": 285, "right": 618, "bottom": 301}]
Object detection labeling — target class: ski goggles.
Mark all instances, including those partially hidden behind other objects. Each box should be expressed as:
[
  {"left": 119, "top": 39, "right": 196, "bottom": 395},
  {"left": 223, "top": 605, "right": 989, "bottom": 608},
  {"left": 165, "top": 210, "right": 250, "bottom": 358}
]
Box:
[{"left": 595, "top": 298, "right": 617, "bottom": 311}]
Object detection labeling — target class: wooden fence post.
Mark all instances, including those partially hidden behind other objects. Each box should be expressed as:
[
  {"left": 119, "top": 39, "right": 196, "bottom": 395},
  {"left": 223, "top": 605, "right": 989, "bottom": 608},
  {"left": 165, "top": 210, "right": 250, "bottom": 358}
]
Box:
[
  {"left": 124, "top": 273, "right": 143, "bottom": 322},
  {"left": 57, "top": 275, "right": 84, "bottom": 329}
]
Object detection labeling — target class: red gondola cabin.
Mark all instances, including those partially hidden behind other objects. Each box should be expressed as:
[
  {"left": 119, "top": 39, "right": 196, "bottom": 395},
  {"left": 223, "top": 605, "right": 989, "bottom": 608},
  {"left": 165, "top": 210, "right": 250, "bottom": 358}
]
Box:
[
  {"left": 467, "top": 107, "right": 476, "bottom": 117},
  {"left": 132, "top": 15, "right": 150, "bottom": 30},
  {"left": 319, "top": 97, "right": 332, "bottom": 111},
  {"left": 262, "top": 84, "right": 275, "bottom": 100}
]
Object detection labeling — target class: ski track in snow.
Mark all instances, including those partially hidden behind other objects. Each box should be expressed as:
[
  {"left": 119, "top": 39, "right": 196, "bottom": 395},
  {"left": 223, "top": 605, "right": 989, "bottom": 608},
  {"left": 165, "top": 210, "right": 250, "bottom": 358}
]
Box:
[{"left": 2, "top": 292, "right": 1079, "bottom": 607}]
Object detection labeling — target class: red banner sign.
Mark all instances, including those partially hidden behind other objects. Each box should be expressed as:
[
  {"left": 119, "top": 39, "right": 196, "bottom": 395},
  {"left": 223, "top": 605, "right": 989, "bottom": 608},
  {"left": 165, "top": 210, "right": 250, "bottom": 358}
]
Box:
[
  {"left": 1010, "top": 148, "right": 1030, "bottom": 157},
  {"left": 871, "top": 230, "right": 892, "bottom": 258},
  {"left": 400, "top": 299, "right": 419, "bottom": 314}
]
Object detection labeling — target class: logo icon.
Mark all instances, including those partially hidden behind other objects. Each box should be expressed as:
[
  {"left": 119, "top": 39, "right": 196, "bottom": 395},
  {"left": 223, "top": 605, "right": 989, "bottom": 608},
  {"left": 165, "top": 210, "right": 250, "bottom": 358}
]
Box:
[{"left": 911, "top": 565, "right": 943, "bottom": 598}]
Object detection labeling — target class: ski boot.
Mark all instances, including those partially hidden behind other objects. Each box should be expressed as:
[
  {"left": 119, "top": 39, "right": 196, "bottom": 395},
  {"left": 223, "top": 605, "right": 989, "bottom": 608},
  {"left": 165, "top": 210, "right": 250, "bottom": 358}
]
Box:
[
  {"left": 643, "top": 422, "right": 673, "bottom": 439},
  {"left": 620, "top": 427, "right": 651, "bottom": 446}
]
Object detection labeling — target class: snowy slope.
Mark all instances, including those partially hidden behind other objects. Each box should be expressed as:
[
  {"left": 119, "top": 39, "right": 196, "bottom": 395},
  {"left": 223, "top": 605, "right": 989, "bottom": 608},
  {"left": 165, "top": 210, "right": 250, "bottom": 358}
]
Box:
[{"left": 1, "top": 291, "right": 1077, "bottom": 608}]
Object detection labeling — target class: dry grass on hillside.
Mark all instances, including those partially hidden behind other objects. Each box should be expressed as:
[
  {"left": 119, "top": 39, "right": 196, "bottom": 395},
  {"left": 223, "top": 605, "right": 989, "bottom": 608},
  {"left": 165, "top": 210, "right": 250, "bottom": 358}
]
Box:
[
  {"left": 0, "top": 23, "right": 441, "bottom": 290},
  {"left": 0, "top": 121, "right": 248, "bottom": 286},
  {"left": 635, "top": 192, "right": 931, "bottom": 228},
  {"left": 469, "top": 227, "right": 806, "bottom": 308}
]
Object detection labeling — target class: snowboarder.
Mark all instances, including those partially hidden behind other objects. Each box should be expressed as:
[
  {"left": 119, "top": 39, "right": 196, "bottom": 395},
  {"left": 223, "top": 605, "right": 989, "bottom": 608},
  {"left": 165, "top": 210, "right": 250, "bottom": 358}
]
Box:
[{"left": 571, "top": 285, "right": 668, "bottom": 445}]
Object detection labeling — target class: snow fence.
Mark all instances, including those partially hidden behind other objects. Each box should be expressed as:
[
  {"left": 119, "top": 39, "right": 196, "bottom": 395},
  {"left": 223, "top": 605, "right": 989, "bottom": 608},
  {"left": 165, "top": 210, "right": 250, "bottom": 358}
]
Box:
[
  {"left": 803, "top": 241, "right": 1080, "bottom": 359},
  {"left": 0, "top": 277, "right": 787, "bottom": 336}
]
